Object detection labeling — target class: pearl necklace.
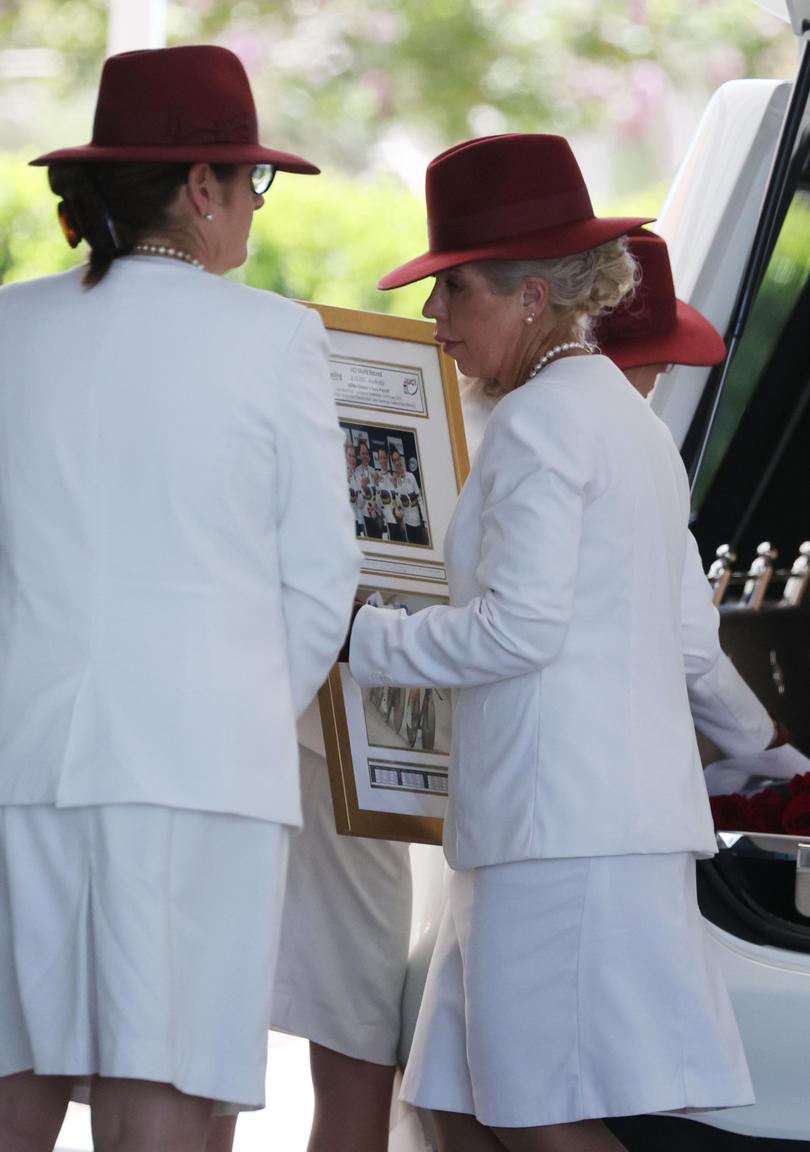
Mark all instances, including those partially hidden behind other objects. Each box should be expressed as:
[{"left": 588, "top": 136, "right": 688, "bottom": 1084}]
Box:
[
  {"left": 132, "top": 243, "right": 204, "bottom": 269},
  {"left": 526, "top": 341, "right": 589, "bottom": 382}
]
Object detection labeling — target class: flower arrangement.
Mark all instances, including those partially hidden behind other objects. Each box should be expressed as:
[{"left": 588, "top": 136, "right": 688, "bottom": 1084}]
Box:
[{"left": 710, "top": 772, "right": 810, "bottom": 835}]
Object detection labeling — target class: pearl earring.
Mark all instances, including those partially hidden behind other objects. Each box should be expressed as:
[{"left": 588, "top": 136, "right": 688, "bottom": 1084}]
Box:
[
  {"left": 204, "top": 212, "right": 215, "bottom": 221},
  {"left": 525, "top": 314, "right": 536, "bottom": 325}
]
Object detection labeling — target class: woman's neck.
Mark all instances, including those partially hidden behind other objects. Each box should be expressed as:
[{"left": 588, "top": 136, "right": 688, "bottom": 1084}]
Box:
[{"left": 500, "top": 324, "right": 586, "bottom": 394}]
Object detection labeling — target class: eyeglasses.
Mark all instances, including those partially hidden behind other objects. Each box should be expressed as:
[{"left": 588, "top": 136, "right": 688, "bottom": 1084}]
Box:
[{"left": 250, "top": 164, "right": 276, "bottom": 195}]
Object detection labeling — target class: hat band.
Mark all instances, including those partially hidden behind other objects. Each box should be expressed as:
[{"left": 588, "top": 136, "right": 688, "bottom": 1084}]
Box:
[
  {"left": 167, "top": 110, "right": 256, "bottom": 146},
  {"left": 93, "top": 110, "right": 257, "bottom": 148},
  {"left": 428, "top": 185, "right": 593, "bottom": 251}
]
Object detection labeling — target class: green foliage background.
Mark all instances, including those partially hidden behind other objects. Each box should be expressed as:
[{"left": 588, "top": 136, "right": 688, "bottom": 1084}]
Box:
[
  {"left": 2, "top": 153, "right": 665, "bottom": 316},
  {"left": 0, "top": 157, "right": 430, "bottom": 314},
  {"left": 0, "top": 0, "right": 794, "bottom": 310},
  {"left": 1, "top": 0, "right": 793, "bottom": 163}
]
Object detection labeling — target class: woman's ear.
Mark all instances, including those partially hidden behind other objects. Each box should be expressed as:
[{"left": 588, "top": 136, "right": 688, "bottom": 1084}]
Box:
[
  {"left": 521, "top": 276, "right": 550, "bottom": 318},
  {"left": 185, "top": 162, "right": 216, "bottom": 221}
]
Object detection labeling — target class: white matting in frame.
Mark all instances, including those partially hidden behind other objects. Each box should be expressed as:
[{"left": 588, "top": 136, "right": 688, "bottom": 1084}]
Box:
[{"left": 306, "top": 302, "right": 468, "bottom": 583}]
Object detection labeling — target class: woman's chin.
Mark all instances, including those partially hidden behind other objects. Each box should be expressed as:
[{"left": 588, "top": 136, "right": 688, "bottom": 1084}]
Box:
[{"left": 451, "top": 352, "right": 479, "bottom": 377}]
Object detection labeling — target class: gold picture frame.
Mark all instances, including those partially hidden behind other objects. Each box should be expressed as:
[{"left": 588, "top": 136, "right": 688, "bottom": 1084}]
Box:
[{"left": 307, "top": 303, "right": 469, "bottom": 845}]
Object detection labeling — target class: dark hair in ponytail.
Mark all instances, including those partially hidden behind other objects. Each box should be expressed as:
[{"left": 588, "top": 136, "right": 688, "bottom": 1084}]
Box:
[{"left": 48, "top": 162, "right": 238, "bottom": 288}]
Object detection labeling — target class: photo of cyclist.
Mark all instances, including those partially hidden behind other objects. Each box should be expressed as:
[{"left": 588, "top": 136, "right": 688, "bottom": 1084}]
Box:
[
  {"left": 345, "top": 442, "right": 365, "bottom": 537},
  {"left": 354, "top": 439, "right": 383, "bottom": 539},
  {"left": 391, "top": 448, "right": 429, "bottom": 546},
  {"left": 375, "top": 446, "right": 406, "bottom": 543}
]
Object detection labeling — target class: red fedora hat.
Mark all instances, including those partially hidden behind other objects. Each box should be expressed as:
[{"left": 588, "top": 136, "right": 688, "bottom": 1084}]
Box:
[
  {"left": 30, "top": 45, "right": 319, "bottom": 174},
  {"left": 378, "top": 134, "right": 653, "bottom": 290},
  {"left": 595, "top": 231, "right": 726, "bottom": 368}
]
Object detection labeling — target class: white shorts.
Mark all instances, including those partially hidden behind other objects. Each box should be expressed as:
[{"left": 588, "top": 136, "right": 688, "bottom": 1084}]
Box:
[
  {"left": 271, "top": 746, "right": 412, "bottom": 1064},
  {"left": 0, "top": 803, "right": 288, "bottom": 1112},
  {"left": 401, "top": 853, "right": 753, "bottom": 1128}
]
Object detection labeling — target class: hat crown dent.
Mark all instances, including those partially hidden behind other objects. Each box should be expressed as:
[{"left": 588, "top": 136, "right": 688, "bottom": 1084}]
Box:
[
  {"left": 425, "top": 134, "right": 596, "bottom": 253},
  {"left": 91, "top": 45, "right": 259, "bottom": 149},
  {"left": 427, "top": 133, "right": 591, "bottom": 216}
]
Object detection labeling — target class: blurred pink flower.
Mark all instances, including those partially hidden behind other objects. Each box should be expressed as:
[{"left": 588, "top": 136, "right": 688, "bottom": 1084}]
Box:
[
  {"left": 218, "top": 34, "right": 265, "bottom": 73},
  {"left": 363, "top": 11, "right": 403, "bottom": 45},
  {"left": 362, "top": 69, "right": 395, "bottom": 116},
  {"left": 617, "top": 60, "right": 669, "bottom": 137},
  {"left": 569, "top": 63, "right": 622, "bottom": 104},
  {"left": 704, "top": 46, "right": 747, "bottom": 87}
]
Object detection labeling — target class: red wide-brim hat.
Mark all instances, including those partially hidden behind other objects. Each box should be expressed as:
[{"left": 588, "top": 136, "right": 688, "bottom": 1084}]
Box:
[
  {"left": 595, "top": 231, "right": 726, "bottom": 368},
  {"left": 378, "top": 134, "right": 653, "bottom": 290},
  {"left": 30, "top": 45, "right": 319, "bottom": 174}
]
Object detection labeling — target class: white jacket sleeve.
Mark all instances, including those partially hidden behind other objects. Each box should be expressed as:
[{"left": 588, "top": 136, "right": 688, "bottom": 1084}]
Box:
[
  {"left": 350, "top": 383, "right": 592, "bottom": 689},
  {"left": 276, "top": 308, "right": 361, "bottom": 714},
  {"left": 681, "top": 530, "right": 774, "bottom": 756}
]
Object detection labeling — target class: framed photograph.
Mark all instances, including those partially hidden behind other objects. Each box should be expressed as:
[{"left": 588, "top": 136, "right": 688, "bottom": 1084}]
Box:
[
  {"left": 319, "top": 586, "right": 450, "bottom": 845},
  {"left": 307, "top": 303, "right": 469, "bottom": 844},
  {"left": 308, "top": 302, "right": 468, "bottom": 586}
]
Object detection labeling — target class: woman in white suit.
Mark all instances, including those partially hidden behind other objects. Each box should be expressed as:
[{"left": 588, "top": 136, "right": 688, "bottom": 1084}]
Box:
[
  {"left": 346, "top": 134, "right": 758, "bottom": 1152},
  {"left": 0, "top": 46, "right": 359, "bottom": 1152}
]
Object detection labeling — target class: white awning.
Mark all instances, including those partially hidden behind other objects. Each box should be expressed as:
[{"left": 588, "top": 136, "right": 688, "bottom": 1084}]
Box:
[{"left": 107, "top": 0, "right": 167, "bottom": 55}]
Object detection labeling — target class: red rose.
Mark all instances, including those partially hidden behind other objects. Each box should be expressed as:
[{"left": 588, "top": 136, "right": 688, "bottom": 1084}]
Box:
[
  {"left": 781, "top": 792, "right": 810, "bottom": 835},
  {"left": 789, "top": 772, "right": 810, "bottom": 797},
  {"left": 710, "top": 793, "right": 749, "bottom": 831},
  {"left": 745, "top": 788, "right": 787, "bottom": 832}
]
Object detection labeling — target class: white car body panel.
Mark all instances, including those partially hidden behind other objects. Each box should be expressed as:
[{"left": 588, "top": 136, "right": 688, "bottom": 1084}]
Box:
[
  {"left": 651, "top": 78, "right": 790, "bottom": 447},
  {"left": 693, "top": 922, "right": 810, "bottom": 1140}
]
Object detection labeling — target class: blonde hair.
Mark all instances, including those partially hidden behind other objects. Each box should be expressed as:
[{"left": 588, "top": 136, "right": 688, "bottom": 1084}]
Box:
[{"left": 477, "top": 237, "right": 639, "bottom": 342}]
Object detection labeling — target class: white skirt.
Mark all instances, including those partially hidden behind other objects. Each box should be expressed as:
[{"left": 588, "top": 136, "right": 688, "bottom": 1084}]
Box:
[
  {"left": 0, "top": 803, "right": 288, "bottom": 1112},
  {"left": 400, "top": 853, "right": 753, "bottom": 1128},
  {"left": 270, "top": 746, "right": 412, "bottom": 1065}
]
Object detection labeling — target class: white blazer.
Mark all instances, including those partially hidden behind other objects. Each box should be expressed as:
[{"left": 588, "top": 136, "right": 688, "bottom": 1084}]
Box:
[
  {"left": 350, "top": 356, "right": 772, "bottom": 868},
  {"left": 0, "top": 258, "right": 360, "bottom": 826},
  {"left": 458, "top": 377, "right": 773, "bottom": 761}
]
